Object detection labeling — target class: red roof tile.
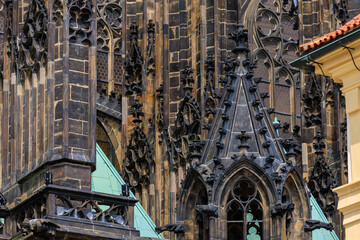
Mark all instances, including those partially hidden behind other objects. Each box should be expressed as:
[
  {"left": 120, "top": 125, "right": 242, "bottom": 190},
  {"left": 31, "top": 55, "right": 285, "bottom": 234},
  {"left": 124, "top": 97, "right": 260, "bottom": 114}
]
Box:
[{"left": 300, "top": 14, "right": 360, "bottom": 53}]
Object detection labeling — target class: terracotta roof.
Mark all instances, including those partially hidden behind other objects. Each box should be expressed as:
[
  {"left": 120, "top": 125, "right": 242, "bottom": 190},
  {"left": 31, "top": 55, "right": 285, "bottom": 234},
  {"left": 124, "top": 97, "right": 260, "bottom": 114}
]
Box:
[{"left": 300, "top": 13, "right": 360, "bottom": 53}]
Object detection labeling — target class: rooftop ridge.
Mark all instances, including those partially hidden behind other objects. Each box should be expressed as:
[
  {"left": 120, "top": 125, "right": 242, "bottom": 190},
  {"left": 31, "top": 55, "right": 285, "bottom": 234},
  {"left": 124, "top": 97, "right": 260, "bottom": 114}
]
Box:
[{"left": 300, "top": 13, "right": 360, "bottom": 53}]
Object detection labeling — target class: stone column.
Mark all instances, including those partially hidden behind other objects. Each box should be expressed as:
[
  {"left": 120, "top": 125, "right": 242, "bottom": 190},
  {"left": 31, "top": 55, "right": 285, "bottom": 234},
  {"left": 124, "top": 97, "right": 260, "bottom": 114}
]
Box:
[{"left": 49, "top": 0, "right": 97, "bottom": 190}]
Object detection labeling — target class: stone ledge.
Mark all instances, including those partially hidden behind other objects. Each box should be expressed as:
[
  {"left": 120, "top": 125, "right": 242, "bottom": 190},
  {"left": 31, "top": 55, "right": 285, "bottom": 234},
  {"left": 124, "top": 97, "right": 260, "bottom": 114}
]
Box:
[{"left": 334, "top": 179, "right": 360, "bottom": 226}]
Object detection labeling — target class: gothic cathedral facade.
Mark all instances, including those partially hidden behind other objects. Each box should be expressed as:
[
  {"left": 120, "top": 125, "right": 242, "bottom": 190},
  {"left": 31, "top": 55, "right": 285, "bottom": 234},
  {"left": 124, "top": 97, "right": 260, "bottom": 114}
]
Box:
[{"left": 0, "top": 0, "right": 357, "bottom": 239}]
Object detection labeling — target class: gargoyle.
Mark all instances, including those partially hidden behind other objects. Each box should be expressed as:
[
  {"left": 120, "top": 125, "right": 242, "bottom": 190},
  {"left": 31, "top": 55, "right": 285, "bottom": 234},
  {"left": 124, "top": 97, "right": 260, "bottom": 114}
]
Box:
[
  {"left": 196, "top": 204, "right": 219, "bottom": 218},
  {"left": 304, "top": 220, "right": 334, "bottom": 232},
  {"left": 271, "top": 203, "right": 294, "bottom": 217},
  {"left": 155, "top": 223, "right": 185, "bottom": 234},
  {"left": 21, "top": 218, "right": 60, "bottom": 236}
]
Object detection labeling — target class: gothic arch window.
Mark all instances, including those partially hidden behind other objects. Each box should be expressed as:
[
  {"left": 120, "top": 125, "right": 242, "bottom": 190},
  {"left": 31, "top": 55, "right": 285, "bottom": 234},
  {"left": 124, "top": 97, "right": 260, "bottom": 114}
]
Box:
[
  {"left": 282, "top": 187, "right": 293, "bottom": 239},
  {"left": 96, "top": 0, "right": 122, "bottom": 95},
  {"left": 226, "top": 178, "right": 263, "bottom": 240},
  {"left": 248, "top": 0, "right": 301, "bottom": 128},
  {"left": 194, "top": 186, "right": 209, "bottom": 240},
  {"left": 96, "top": 121, "right": 115, "bottom": 164}
]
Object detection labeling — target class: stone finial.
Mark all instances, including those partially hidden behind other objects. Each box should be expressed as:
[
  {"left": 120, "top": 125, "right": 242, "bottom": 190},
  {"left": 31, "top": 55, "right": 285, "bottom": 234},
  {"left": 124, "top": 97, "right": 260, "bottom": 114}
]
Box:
[
  {"left": 147, "top": 19, "right": 155, "bottom": 34},
  {"left": 205, "top": 55, "right": 215, "bottom": 74},
  {"left": 284, "top": 138, "right": 297, "bottom": 165},
  {"left": 313, "top": 131, "right": 325, "bottom": 156},
  {"left": 189, "top": 139, "right": 205, "bottom": 163},
  {"left": 130, "top": 99, "right": 144, "bottom": 125},
  {"left": 129, "top": 21, "right": 139, "bottom": 40},
  {"left": 228, "top": 21, "right": 249, "bottom": 54}
]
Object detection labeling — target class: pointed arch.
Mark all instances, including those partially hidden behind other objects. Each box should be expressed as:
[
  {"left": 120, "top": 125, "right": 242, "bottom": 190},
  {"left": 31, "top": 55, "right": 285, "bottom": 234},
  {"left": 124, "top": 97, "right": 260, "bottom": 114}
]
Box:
[
  {"left": 176, "top": 168, "right": 209, "bottom": 240},
  {"left": 213, "top": 159, "right": 277, "bottom": 205},
  {"left": 96, "top": 117, "right": 121, "bottom": 170},
  {"left": 252, "top": 48, "right": 275, "bottom": 109},
  {"left": 282, "top": 168, "right": 311, "bottom": 239},
  {"left": 177, "top": 168, "right": 208, "bottom": 221},
  {"left": 213, "top": 160, "right": 277, "bottom": 239}
]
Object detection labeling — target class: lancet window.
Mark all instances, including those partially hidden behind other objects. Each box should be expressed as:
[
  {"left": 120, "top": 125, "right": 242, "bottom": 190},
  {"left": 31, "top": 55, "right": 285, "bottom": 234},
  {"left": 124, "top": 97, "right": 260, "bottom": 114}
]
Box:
[
  {"left": 96, "top": 0, "right": 122, "bottom": 96},
  {"left": 226, "top": 179, "right": 263, "bottom": 240}
]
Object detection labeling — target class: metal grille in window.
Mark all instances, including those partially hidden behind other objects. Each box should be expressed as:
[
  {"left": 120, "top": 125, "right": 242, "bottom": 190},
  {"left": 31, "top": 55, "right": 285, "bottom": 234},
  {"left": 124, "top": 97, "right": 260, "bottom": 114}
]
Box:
[
  {"left": 227, "top": 179, "right": 263, "bottom": 240},
  {"left": 97, "top": 51, "right": 108, "bottom": 81},
  {"left": 97, "top": 51, "right": 108, "bottom": 92},
  {"left": 114, "top": 83, "right": 121, "bottom": 96},
  {"left": 114, "top": 53, "right": 122, "bottom": 84}
]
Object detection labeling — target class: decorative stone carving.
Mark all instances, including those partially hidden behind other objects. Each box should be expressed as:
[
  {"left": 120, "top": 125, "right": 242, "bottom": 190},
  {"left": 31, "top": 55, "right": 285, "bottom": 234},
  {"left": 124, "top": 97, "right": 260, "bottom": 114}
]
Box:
[
  {"left": 124, "top": 22, "right": 143, "bottom": 95},
  {"left": 333, "top": 0, "right": 349, "bottom": 25},
  {"left": 18, "top": 0, "right": 48, "bottom": 76},
  {"left": 325, "top": 77, "right": 335, "bottom": 107},
  {"left": 270, "top": 202, "right": 294, "bottom": 217},
  {"left": 15, "top": 197, "right": 47, "bottom": 232},
  {"left": 155, "top": 223, "right": 185, "bottom": 234},
  {"left": 196, "top": 205, "right": 219, "bottom": 218},
  {"left": 304, "top": 220, "right": 334, "bottom": 232},
  {"left": 156, "top": 84, "right": 165, "bottom": 144},
  {"left": 53, "top": 0, "right": 63, "bottom": 24},
  {"left": 56, "top": 196, "right": 128, "bottom": 225},
  {"left": 170, "top": 65, "right": 201, "bottom": 169},
  {"left": 203, "top": 55, "right": 218, "bottom": 131},
  {"left": 308, "top": 132, "right": 337, "bottom": 219},
  {"left": 252, "top": 0, "right": 300, "bottom": 128},
  {"left": 236, "top": 130, "right": 251, "bottom": 158},
  {"left": 228, "top": 22, "right": 249, "bottom": 54},
  {"left": 147, "top": 20, "right": 155, "bottom": 76},
  {"left": 20, "top": 219, "right": 59, "bottom": 236},
  {"left": 123, "top": 99, "right": 154, "bottom": 190},
  {"left": 96, "top": 0, "right": 122, "bottom": 51},
  {"left": 5, "top": 0, "right": 13, "bottom": 59},
  {"left": 68, "top": 0, "right": 93, "bottom": 45},
  {"left": 340, "top": 120, "right": 348, "bottom": 184},
  {"left": 303, "top": 74, "right": 322, "bottom": 127}
]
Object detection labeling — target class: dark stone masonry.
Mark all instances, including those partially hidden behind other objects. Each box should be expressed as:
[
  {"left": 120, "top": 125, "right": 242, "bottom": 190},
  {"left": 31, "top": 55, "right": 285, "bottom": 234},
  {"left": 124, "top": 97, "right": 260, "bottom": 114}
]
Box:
[{"left": 0, "top": 0, "right": 356, "bottom": 239}]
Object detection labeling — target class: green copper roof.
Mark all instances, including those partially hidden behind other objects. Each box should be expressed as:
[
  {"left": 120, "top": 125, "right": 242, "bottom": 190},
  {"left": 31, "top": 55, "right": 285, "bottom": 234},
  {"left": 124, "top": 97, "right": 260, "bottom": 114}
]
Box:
[
  {"left": 92, "top": 144, "right": 164, "bottom": 239},
  {"left": 309, "top": 189, "right": 339, "bottom": 240}
]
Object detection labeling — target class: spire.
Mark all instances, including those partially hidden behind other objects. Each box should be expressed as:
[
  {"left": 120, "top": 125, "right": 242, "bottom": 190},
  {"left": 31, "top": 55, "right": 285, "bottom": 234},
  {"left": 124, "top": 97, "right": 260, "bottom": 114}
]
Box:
[{"left": 200, "top": 22, "right": 292, "bottom": 200}]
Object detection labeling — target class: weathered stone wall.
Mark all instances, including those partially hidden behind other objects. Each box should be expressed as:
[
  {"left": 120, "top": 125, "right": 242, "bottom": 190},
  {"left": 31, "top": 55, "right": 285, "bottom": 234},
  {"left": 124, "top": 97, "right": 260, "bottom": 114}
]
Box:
[
  {"left": 0, "top": 0, "right": 97, "bottom": 208},
  {"left": 1, "top": 0, "right": 359, "bottom": 239}
]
